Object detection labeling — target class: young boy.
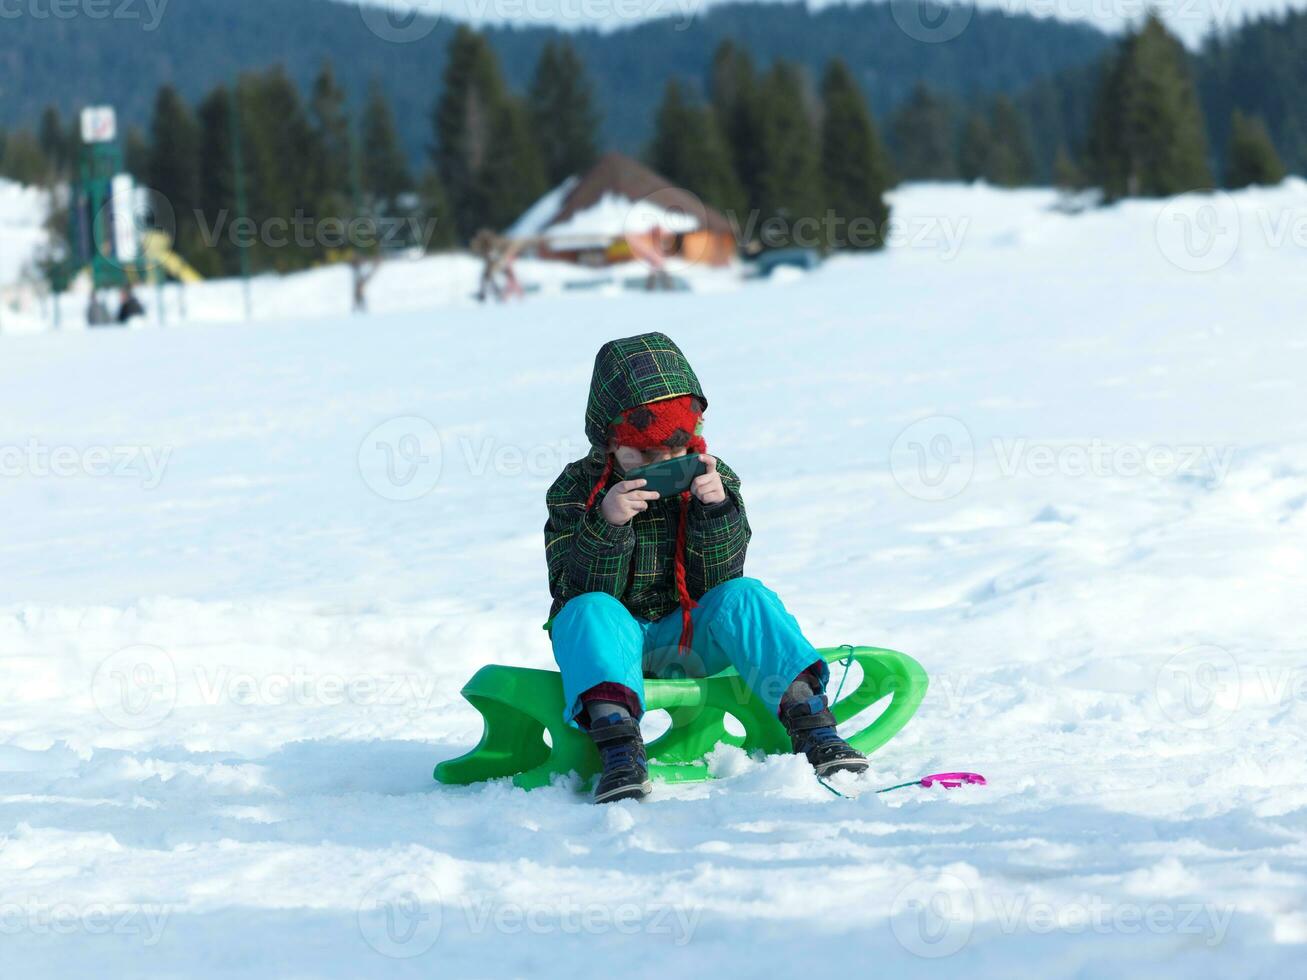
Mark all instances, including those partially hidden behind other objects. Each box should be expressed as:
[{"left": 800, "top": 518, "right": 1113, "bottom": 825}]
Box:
[{"left": 545, "top": 332, "right": 867, "bottom": 803}]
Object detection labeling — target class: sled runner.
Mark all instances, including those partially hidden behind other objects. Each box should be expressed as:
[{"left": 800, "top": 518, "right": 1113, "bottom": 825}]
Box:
[{"left": 434, "top": 645, "right": 927, "bottom": 790}]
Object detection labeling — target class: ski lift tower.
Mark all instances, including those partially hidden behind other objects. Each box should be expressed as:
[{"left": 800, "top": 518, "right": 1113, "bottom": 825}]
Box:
[{"left": 71, "top": 106, "right": 143, "bottom": 291}]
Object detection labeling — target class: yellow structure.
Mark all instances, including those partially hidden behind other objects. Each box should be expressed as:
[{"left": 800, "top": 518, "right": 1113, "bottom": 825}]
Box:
[{"left": 140, "top": 230, "right": 204, "bottom": 284}]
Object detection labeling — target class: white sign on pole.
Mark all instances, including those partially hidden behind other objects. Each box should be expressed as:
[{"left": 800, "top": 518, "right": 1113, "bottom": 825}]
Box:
[{"left": 81, "top": 106, "right": 118, "bottom": 144}]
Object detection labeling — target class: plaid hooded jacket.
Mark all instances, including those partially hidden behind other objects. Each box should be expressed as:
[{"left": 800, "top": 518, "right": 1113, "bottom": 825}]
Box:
[{"left": 545, "top": 333, "right": 751, "bottom": 624}]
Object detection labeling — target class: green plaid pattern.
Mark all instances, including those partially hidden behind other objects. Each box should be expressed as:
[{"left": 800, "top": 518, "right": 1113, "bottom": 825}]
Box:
[
  {"left": 582, "top": 333, "right": 708, "bottom": 448},
  {"left": 546, "top": 332, "right": 750, "bottom": 623},
  {"left": 545, "top": 450, "right": 751, "bottom": 622}
]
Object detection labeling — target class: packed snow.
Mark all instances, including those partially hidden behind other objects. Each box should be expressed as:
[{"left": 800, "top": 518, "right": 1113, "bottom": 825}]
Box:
[{"left": 2, "top": 180, "right": 1306, "bottom": 976}]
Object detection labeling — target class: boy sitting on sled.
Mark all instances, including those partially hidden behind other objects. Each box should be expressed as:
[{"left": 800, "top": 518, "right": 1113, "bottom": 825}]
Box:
[{"left": 545, "top": 332, "right": 867, "bottom": 803}]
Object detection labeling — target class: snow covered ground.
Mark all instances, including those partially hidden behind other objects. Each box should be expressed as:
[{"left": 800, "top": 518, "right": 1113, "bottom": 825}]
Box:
[{"left": 2, "top": 180, "right": 1306, "bottom": 976}]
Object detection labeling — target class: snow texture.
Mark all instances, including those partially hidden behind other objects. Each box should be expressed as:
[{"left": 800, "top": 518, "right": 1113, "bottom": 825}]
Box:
[{"left": 2, "top": 180, "right": 1306, "bottom": 976}]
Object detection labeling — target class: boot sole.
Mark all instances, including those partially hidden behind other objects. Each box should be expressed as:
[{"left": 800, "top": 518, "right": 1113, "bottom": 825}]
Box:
[
  {"left": 814, "top": 757, "right": 870, "bottom": 777},
  {"left": 594, "top": 780, "right": 653, "bottom": 804}
]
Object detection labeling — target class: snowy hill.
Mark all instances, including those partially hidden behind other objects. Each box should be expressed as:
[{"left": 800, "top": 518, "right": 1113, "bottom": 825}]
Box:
[{"left": 1, "top": 181, "right": 1306, "bottom": 976}]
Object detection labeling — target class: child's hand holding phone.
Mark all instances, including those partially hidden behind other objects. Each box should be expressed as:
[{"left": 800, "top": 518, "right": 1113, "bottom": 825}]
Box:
[
  {"left": 602, "top": 454, "right": 725, "bottom": 525},
  {"left": 600, "top": 478, "right": 660, "bottom": 525},
  {"left": 690, "top": 455, "right": 726, "bottom": 506}
]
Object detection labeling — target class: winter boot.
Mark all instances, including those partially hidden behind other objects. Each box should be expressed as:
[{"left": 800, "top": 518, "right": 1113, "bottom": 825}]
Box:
[
  {"left": 588, "top": 713, "right": 652, "bottom": 804},
  {"left": 780, "top": 694, "right": 869, "bottom": 777}
]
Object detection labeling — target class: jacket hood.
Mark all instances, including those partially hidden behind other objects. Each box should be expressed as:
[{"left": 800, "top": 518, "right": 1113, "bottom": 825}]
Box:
[{"left": 584, "top": 332, "right": 706, "bottom": 448}]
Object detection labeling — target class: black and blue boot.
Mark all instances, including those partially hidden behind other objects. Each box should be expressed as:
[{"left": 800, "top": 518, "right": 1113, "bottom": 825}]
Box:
[
  {"left": 588, "top": 713, "right": 652, "bottom": 804},
  {"left": 781, "top": 694, "right": 870, "bottom": 777}
]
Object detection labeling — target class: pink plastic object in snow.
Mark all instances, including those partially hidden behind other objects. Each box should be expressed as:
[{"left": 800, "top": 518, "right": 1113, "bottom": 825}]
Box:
[{"left": 919, "top": 772, "right": 986, "bottom": 789}]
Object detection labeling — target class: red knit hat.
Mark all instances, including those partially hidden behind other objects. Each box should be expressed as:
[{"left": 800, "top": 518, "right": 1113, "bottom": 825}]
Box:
[{"left": 584, "top": 395, "right": 706, "bottom": 655}]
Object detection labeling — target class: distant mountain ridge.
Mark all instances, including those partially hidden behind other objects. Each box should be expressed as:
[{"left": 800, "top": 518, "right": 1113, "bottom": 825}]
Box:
[{"left": 0, "top": 0, "right": 1112, "bottom": 160}]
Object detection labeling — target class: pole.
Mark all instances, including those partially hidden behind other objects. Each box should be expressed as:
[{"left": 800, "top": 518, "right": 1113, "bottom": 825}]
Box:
[{"left": 228, "top": 85, "right": 253, "bottom": 321}]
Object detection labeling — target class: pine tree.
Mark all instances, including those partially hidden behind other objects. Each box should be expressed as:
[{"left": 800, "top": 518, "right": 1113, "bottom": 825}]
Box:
[
  {"left": 38, "top": 106, "right": 72, "bottom": 181},
  {"left": 988, "top": 96, "right": 1036, "bottom": 186},
  {"left": 1224, "top": 110, "right": 1285, "bottom": 188},
  {"left": 0, "top": 130, "right": 48, "bottom": 186},
  {"left": 1088, "top": 14, "right": 1212, "bottom": 200},
  {"left": 433, "top": 27, "right": 516, "bottom": 238},
  {"left": 1052, "top": 144, "right": 1085, "bottom": 189},
  {"left": 477, "top": 100, "right": 548, "bottom": 232},
  {"left": 754, "top": 61, "right": 822, "bottom": 248},
  {"left": 360, "top": 79, "right": 414, "bottom": 215},
  {"left": 146, "top": 85, "right": 204, "bottom": 263},
  {"left": 239, "top": 68, "right": 319, "bottom": 272},
  {"left": 309, "top": 62, "right": 354, "bottom": 228},
  {"left": 528, "top": 39, "right": 600, "bottom": 185},
  {"left": 417, "top": 167, "right": 458, "bottom": 250},
  {"left": 647, "top": 80, "right": 746, "bottom": 220},
  {"left": 958, "top": 111, "right": 993, "bottom": 183},
  {"left": 195, "top": 85, "right": 239, "bottom": 277},
  {"left": 124, "top": 127, "right": 150, "bottom": 181},
  {"left": 819, "top": 59, "right": 891, "bottom": 250},
  {"left": 710, "top": 41, "right": 766, "bottom": 213},
  {"left": 890, "top": 84, "right": 959, "bottom": 180}
]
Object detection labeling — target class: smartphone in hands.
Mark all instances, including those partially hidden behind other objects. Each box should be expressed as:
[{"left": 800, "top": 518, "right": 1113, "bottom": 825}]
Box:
[{"left": 624, "top": 455, "right": 708, "bottom": 497}]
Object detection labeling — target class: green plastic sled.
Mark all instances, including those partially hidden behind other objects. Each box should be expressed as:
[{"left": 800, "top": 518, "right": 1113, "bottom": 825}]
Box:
[{"left": 434, "top": 645, "right": 927, "bottom": 791}]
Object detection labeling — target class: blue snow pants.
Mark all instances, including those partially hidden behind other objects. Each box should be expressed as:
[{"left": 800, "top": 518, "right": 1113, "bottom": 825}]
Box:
[{"left": 550, "top": 577, "right": 829, "bottom": 728}]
